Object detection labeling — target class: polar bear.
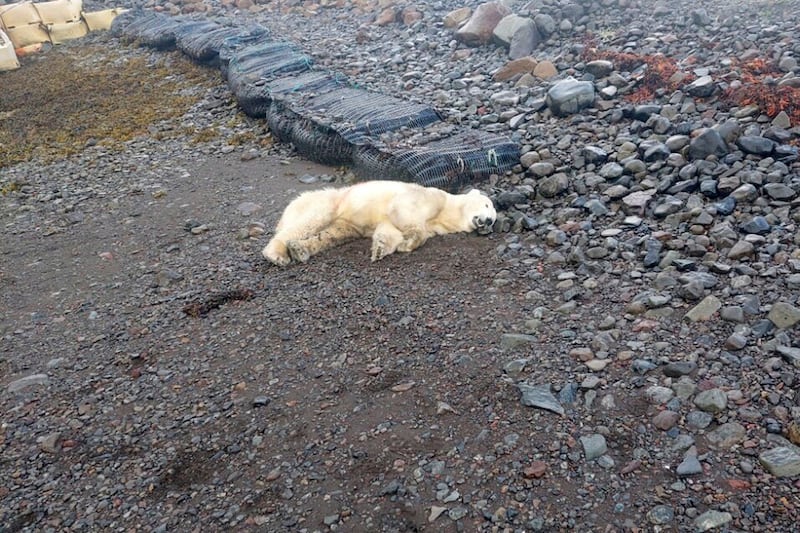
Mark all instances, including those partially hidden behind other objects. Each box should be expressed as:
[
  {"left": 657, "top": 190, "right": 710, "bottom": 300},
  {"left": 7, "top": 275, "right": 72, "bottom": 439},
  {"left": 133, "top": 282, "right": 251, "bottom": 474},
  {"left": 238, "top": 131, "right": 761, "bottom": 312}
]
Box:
[{"left": 262, "top": 180, "right": 496, "bottom": 265}]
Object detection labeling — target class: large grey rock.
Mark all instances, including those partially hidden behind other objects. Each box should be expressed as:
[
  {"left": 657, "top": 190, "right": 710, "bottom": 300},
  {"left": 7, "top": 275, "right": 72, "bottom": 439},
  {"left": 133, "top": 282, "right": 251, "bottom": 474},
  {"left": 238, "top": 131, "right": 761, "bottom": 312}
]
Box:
[
  {"left": 759, "top": 446, "right": 800, "bottom": 477},
  {"left": 584, "top": 60, "right": 614, "bottom": 78},
  {"left": 517, "top": 383, "right": 565, "bottom": 415},
  {"left": 533, "top": 13, "right": 556, "bottom": 36},
  {"left": 492, "top": 14, "right": 531, "bottom": 46},
  {"left": 763, "top": 183, "right": 797, "bottom": 200},
  {"left": 694, "top": 388, "right": 727, "bottom": 413},
  {"left": 455, "top": 1, "right": 511, "bottom": 46},
  {"left": 737, "top": 135, "right": 776, "bottom": 156},
  {"left": 694, "top": 510, "right": 733, "bottom": 532},
  {"left": 580, "top": 434, "right": 607, "bottom": 461},
  {"left": 501, "top": 333, "right": 537, "bottom": 350},
  {"left": 689, "top": 128, "right": 729, "bottom": 160},
  {"left": 686, "top": 75, "right": 716, "bottom": 97},
  {"left": 546, "top": 77, "right": 595, "bottom": 116},
  {"left": 706, "top": 422, "right": 746, "bottom": 450},
  {"left": 768, "top": 302, "right": 800, "bottom": 329},
  {"left": 508, "top": 19, "right": 543, "bottom": 59},
  {"left": 537, "top": 173, "right": 569, "bottom": 198}
]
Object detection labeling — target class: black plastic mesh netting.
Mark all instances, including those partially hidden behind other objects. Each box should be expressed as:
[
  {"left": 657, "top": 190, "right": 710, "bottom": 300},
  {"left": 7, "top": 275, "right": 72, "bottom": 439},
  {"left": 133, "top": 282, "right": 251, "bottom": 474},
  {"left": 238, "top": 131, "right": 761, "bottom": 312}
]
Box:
[
  {"left": 265, "top": 71, "right": 351, "bottom": 142},
  {"left": 176, "top": 23, "right": 246, "bottom": 63},
  {"left": 114, "top": 12, "right": 208, "bottom": 50},
  {"left": 352, "top": 131, "right": 520, "bottom": 193},
  {"left": 217, "top": 28, "right": 271, "bottom": 78},
  {"left": 225, "top": 42, "right": 313, "bottom": 118},
  {"left": 274, "top": 87, "right": 442, "bottom": 165}
]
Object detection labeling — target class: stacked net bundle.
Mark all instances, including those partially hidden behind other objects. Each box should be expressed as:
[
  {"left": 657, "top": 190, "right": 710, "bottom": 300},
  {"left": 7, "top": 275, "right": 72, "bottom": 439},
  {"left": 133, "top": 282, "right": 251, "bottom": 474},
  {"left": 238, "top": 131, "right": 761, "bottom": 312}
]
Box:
[
  {"left": 217, "top": 26, "right": 270, "bottom": 77},
  {"left": 278, "top": 87, "right": 442, "bottom": 165},
  {"left": 265, "top": 71, "right": 351, "bottom": 141},
  {"left": 175, "top": 22, "right": 245, "bottom": 63},
  {"left": 225, "top": 42, "right": 313, "bottom": 118},
  {"left": 110, "top": 10, "right": 161, "bottom": 40},
  {"left": 352, "top": 131, "right": 520, "bottom": 192},
  {"left": 111, "top": 11, "right": 210, "bottom": 50}
]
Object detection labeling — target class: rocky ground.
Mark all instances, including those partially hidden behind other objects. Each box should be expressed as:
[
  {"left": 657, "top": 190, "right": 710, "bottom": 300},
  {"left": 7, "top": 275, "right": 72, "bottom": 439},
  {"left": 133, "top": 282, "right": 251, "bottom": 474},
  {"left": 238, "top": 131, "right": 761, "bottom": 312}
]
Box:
[{"left": 2, "top": 0, "right": 800, "bottom": 531}]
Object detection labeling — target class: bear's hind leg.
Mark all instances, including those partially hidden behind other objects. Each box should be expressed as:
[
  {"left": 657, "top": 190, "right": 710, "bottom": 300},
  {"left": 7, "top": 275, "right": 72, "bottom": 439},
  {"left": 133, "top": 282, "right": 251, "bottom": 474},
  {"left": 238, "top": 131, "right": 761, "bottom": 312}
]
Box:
[
  {"left": 288, "top": 220, "right": 361, "bottom": 263},
  {"left": 371, "top": 223, "right": 404, "bottom": 262}
]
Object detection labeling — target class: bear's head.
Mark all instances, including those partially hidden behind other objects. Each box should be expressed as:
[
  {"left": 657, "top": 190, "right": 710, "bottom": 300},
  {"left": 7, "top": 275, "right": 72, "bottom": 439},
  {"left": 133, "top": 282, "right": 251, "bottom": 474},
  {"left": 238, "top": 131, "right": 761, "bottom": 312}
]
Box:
[{"left": 462, "top": 189, "right": 496, "bottom": 231}]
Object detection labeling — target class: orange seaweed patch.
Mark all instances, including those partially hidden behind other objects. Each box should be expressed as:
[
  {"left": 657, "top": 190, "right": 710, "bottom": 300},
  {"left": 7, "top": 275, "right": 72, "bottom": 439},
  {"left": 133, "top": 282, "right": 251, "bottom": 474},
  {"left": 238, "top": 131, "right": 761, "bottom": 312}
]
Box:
[
  {"left": 720, "top": 58, "right": 800, "bottom": 129},
  {"left": 581, "top": 47, "right": 693, "bottom": 103}
]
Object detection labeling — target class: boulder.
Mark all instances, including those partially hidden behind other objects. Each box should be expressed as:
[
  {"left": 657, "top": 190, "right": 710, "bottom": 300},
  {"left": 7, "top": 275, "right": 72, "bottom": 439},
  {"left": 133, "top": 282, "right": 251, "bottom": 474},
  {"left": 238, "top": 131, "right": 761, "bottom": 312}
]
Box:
[
  {"left": 455, "top": 1, "right": 511, "bottom": 46},
  {"left": 546, "top": 77, "right": 595, "bottom": 116}
]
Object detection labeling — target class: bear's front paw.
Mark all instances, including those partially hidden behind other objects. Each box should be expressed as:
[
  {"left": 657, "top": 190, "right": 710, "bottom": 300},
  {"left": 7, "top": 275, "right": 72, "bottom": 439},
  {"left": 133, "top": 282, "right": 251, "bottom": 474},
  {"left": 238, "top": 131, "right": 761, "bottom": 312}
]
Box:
[
  {"left": 286, "top": 241, "right": 310, "bottom": 263},
  {"left": 262, "top": 245, "right": 291, "bottom": 266}
]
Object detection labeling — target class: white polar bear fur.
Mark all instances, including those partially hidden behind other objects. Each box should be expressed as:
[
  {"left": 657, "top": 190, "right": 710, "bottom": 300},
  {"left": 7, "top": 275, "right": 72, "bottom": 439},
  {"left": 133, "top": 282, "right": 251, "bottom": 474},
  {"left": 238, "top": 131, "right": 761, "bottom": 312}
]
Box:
[{"left": 262, "top": 180, "right": 497, "bottom": 266}]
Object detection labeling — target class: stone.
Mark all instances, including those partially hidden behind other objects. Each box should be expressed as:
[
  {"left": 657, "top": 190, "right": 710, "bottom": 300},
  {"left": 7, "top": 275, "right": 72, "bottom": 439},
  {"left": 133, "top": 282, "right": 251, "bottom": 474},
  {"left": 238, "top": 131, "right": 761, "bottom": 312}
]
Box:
[
  {"left": 694, "top": 388, "right": 727, "bottom": 413},
  {"left": 689, "top": 128, "right": 729, "bottom": 160},
  {"left": 694, "top": 510, "right": 733, "bottom": 532},
  {"left": 537, "top": 173, "right": 569, "bottom": 198},
  {"left": 584, "top": 60, "right": 614, "bottom": 78},
  {"left": 443, "top": 7, "right": 471, "bottom": 29},
  {"left": 501, "top": 333, "right": 537, "bottom": 350},
  {"left": 533, "top": 60, "right": 557, "bottom": 79},
  {"left": 768, "top": 302, "right": 800, "bottom": 329},
  {"left": 508, "top": 19, "right": 543, "bottom": 59},
  {"left": 455, "top": 1, "right": 511, "bottom": 46},
  {"left": 676, "top": 454, "right": 703, "bottom": 476},
  {"left": 622, "top": 189, "right": 656, "bottom": 212},
  {"left": 645, "top": 385, "right": 674, "bottom": 405},
  {"left": 647, "top": 505, "right": 674, "bottom": 525},
  {"left": 776, "top": 346, "right": 800, "bottom": 368},
  {"left": 7, "top": 373, "right": 50, "bottom": 392},
  {"left": 533, "top": 13, "right": 555, "bottom": 36},
  {"left": 517, "top": 383, "right": 565, "bottom": 416},
  {"left": 727, "top": 240, "right": 754, "bottom": 260},
  {"left": 684, "top": 295, "right": 722, "bottom": 322},
  {"left": 706, "top": 422, "right": 746, "bottom": 450},
  {"left": 686, "top": 75, "right": 715, "bottom": 97},
  {"left": 493, "top": 56, "right": 537, "bottom": 81},
  {"left": 737, "top": 135, "right": 776, "bottom": 156},
  {"left": 39, "top": 432, "right": 62, "bottom": 453},
  {"left": 758, "top": 446, "right": 800, "bottom": 477},
  {"left": 652, "top": 410, "right": 680, "bottom": 430},
  {"left": 375, "top": 7, "right": 397, "bottom": 26},
  {"left": 546, "top": 77, "right": 595, "bottom": 116},
  {"left": 492, "top": 14, "right": 531, "bottom": 46},
  {"left": 772, "top": 110, "right": 791, "bottom": 129},
  {"left": 580, "top": 434, "right": 607, "bottom": 460},
  {"left": 663, "top": 361, "right": 697, "bottom": 377},
  {"left": 763, "top": 183, "right": 797, "bottom": 200}
]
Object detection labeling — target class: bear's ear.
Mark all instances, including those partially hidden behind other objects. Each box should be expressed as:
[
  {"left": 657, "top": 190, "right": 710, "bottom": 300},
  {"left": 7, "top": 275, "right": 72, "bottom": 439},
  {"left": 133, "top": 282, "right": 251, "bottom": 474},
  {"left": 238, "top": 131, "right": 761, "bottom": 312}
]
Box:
[{"left": 467, "top": 189, "right": 481, "bottom": 196}]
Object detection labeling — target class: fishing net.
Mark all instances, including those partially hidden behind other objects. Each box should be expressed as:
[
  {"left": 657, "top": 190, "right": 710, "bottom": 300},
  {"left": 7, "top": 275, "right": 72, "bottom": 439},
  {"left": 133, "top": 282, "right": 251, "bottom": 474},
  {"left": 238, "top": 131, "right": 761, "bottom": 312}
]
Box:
[
  {"left": 265, "top": 71, "right": 351, "bottom": 141},
  {"left": 274, "top": 87, "right": 442, "bottom": 165},
  {"left": 217, "top": 26, "right": 270, "bottom": 77},
  {"left": 175, "top": 22, "right": 245, "bottom": 63},
  {"left": 225, "top": 42, "right": 313, "bottom": 117},
  {"left": 352, "top": 130, "right": 520, "bottom": 192}
]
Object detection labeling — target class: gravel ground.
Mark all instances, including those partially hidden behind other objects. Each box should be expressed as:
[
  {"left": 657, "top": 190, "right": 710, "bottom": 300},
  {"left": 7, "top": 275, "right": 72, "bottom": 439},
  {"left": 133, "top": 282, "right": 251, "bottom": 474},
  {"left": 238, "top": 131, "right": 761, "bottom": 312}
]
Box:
[{"left": 2, "top": 0, "right": 800, "bottom": 531}]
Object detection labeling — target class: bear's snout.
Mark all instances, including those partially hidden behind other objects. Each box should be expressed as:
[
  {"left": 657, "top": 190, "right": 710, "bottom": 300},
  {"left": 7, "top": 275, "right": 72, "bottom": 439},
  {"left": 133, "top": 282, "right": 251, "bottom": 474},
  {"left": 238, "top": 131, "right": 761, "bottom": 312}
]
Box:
[{"left": 473, "top": 215, "right": 495, "bottom": 229}]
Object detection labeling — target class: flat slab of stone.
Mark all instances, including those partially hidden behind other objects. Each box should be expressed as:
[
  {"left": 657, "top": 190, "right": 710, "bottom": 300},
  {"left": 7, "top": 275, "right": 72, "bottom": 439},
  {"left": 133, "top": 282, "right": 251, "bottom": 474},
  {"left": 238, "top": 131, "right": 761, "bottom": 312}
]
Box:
[
  {"left": 759, "top": 446, "right": 800, "bottom": 477},
  {"left": 517, "top": 383, "right": 565, "bottom": 416},
  {"left": 684, "top": 295, "right": 722, "bottom": 322}
]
